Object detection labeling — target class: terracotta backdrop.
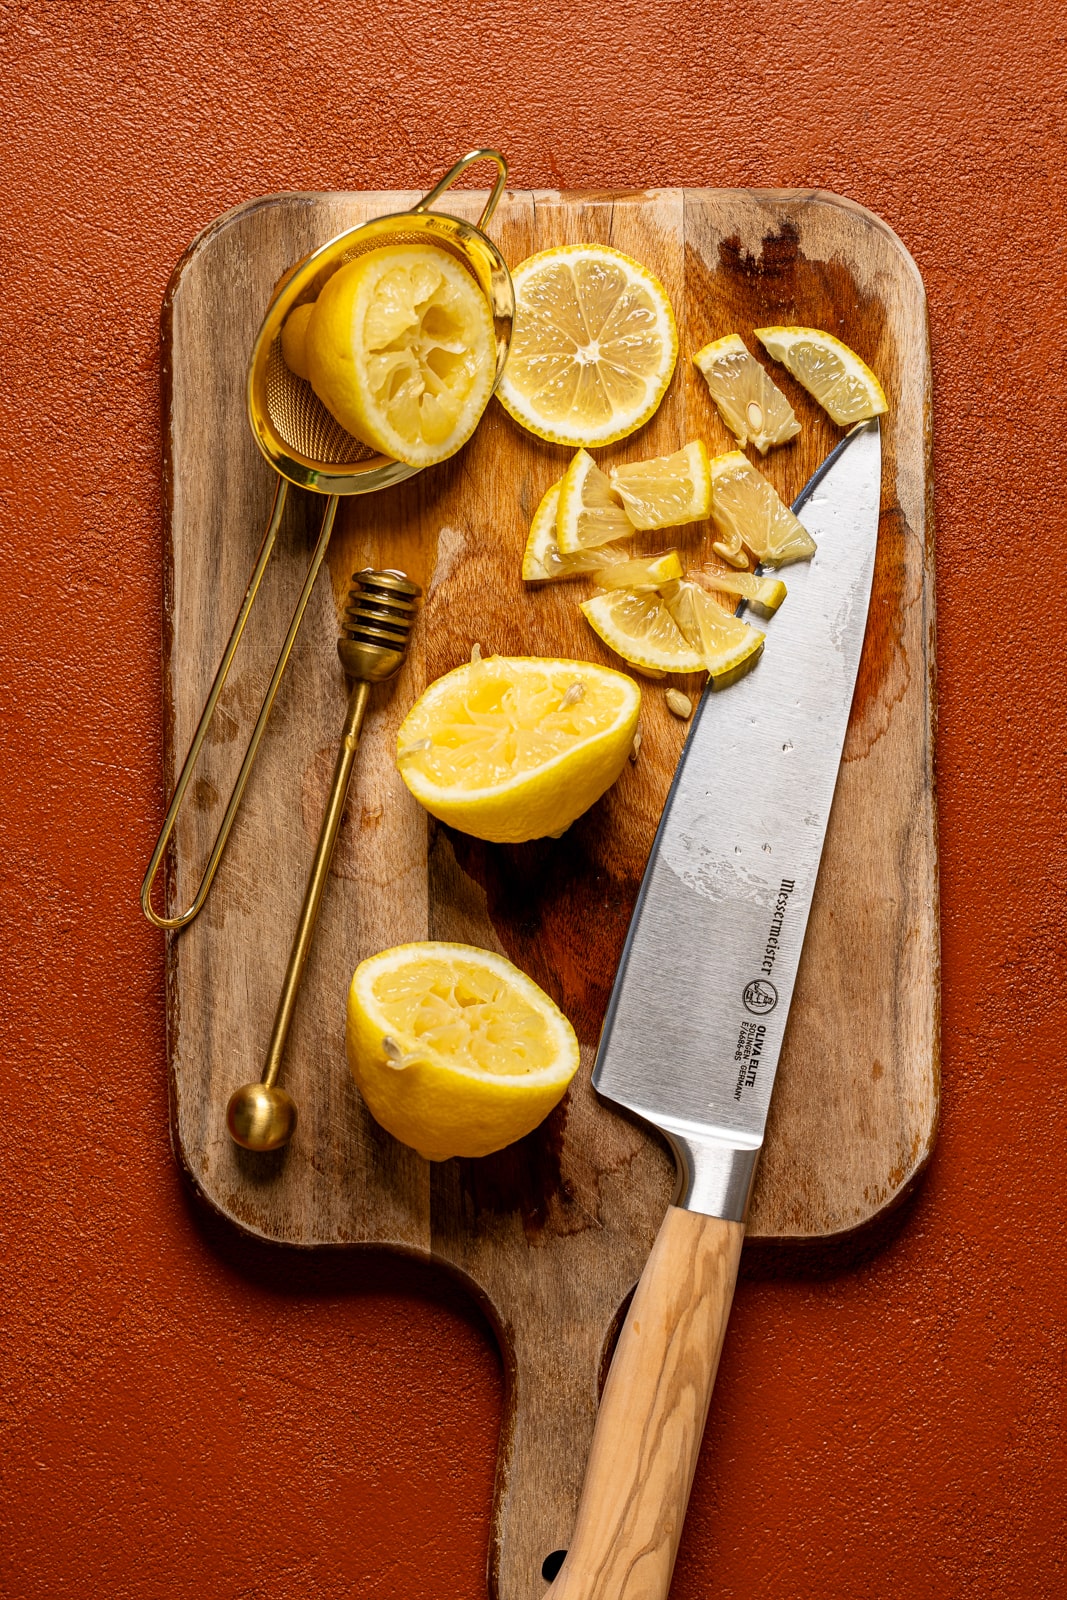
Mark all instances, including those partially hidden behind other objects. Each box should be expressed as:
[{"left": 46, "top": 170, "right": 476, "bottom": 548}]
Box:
[{"left": 3, "top": 2, "right": 1065, "bottom": 1596}]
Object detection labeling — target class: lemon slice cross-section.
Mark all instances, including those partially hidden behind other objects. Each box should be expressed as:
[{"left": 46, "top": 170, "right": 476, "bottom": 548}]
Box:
[
  {"left": 710, "top": 450, "right": 817, "bottom": 568},
  {"left": 497, "top": 245, "right": 678, "bottom": 447},
  {"left": 581, "top": 590, "right": 704, "bottom": 677},
  {"left": 522, "top": 479, "right": 630, "bottom": 581},
  {"left": 662, "top": 579, "right": 765, "bottom": 689},
  {"left": 305, "top": 244, "right": 496, "bottom": 468},
  {"left": 347, "top": 943, "right": 581, "bottom": 1161},
  {"left": 556, "top": 449, "right": 634, "bottom": 553},
  {"left": 396, "top": 655, "right": 640, "bottom": 843},
  {"left": 693, "top": 334, "right": 801, "bottom": 454},
  {"left": 754, "top": 326, "right": 888, "bottom": 426},
  {"left": 609, "top": 441, "right": 712, "bottom": 530}
]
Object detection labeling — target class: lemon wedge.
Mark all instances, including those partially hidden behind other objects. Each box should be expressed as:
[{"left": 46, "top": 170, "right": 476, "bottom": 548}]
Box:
[
  {"left": 305, "top": 244, "right": 496, "bottom": 467},
  {"left": 396, "top": 656, "right": 640, "bottom": 843},
  {"left": 695, "top": 568, "right": 788, "bottom": 617},
  {"left": 710, "top": 451, "right": 816, "bottom": 567},
  {"left": 609, "top": 441, "right": 712, "bottom": 530},
  {"left": 556, "top": 449, "right": 634, "bottom": 553},
  {"left": 347, "top": 943, "right": 580, "bottom": 1161},
  {"left": 522, "top": 480, "right": 629, "bottom": 582},
  {"left": 580, "top": 591, "right": 703, "bottom": 676},
  {"left": 693, "top": 335, "right": 801, "bottom": 454},
  {"left": 662, "top": 579, "right": 765, "bottom": 688},
  {"left": 754, "top": 327, "right": 888, "bottom": 425},
  {"left": 496, "top": 245, "right": 678, "bottom": 446},
  {"left": 591, "top": 551, "right": 684, "bottom": 591}
]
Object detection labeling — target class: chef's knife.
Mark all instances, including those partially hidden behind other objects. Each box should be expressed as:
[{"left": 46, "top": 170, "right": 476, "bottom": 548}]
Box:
[{"left": 546, "top": 418, "right": 882, "bottom": 1600}]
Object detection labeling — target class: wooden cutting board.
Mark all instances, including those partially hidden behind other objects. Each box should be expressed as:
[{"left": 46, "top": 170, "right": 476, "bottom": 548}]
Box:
[{"left": 160, "top": 185, "right": 938, "bottom": 1600}]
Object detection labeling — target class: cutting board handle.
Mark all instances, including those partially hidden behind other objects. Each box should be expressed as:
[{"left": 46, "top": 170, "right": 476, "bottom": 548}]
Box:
[{"left": 544, "top": 1206, "right": 744, "bottom": 1600}]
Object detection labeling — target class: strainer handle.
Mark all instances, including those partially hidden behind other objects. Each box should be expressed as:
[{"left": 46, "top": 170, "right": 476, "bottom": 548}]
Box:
[{"left": 411, "top": 148, "right": 508, "bottom": 231}]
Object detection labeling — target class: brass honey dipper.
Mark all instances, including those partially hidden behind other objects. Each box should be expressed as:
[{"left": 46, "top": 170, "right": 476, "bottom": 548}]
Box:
[{"left": 226, "top": 568, "right": 421, "bottom": 1152}]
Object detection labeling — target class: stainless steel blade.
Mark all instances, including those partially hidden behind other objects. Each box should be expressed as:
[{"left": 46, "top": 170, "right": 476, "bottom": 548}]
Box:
[{"left": 593, "top": 419, "right": 882, "bottom": 1221}]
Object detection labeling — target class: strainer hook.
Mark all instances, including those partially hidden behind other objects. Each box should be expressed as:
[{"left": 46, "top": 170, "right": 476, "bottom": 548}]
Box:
[{"left": 410, "top": 148, "right": 508, "bottom": 231}]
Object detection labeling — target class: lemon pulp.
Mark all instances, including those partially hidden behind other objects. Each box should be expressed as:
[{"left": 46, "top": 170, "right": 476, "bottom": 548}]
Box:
[
  {"left": 609, "top": 441, "right": 712, "bottom": 530},
  {"left": 396, "top": 656, "right": 641, "bottom": 843},
  {"left": 497, "top": 245, "right": 678, "bottom": 446},
  {"left": 693, "top": 334, "right": 801, "bottom": 454},
  {"left": 347, "top": 943, "right": 580, "bottom": 1161},
  {"left": 305, "top": 244, "right": 496, "bottom": 468},
  {"left": 522, "top": 479, "right": 629, "bottom": 582},
  {"left": 755, "top": 326, "right": 888, "bottom": 425},
  {"left": 581, "top": 590, "right": 703, "bottom": 676},
  {"left": 710, "top": 451, "right": 817, "bottom": 567}
]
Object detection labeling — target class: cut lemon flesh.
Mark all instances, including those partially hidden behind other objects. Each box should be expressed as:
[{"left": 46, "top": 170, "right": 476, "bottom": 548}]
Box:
[
  {"left": 591, "top": 551, "right": 683, "bottom": 591},
  {"left": 581, "top": 590, "right": 703, "bottom": 676},
  {"left": 521, "top": 483, "right": 630, "bottom": 585},
  {"left": 496, "top": 245, "right": 678, "bottom": 447},
  {"left": 710, "top": 450, "right": 817, "bottom": 567},
  {"left": 556, "top": 449, "right": 633, "bottom": 553},
  {"left": 693, "top": 334, "right": 801, "bottom": 454},
  {"left": 522, "top": 479, "right": 629, "bottom": 582},
  {"left": 609, "top": 441, "right": 712, "bottom": 530},
  {"left": 662, "top": 579, "right": 765, "bottom": 688},
  {"left": 347, "top": 943, "right": 580, "bottom": 1161},
  {"left": 755, "top": 326, "right": 888, "bottom": 425},
  {"left": 305, "top": 244, "right": 496, "bottom": 468},
  {"left": 396, "top": 655, "right": 640, "bottom": 843},
  {"left": 695, "top": 567, "right": 788, "bottom": 617}
]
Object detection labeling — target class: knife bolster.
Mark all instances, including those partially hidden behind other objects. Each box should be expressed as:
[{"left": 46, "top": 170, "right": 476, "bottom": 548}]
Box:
[{"left": 662, "top": 1127, "right": 761, "bottom": 1221}]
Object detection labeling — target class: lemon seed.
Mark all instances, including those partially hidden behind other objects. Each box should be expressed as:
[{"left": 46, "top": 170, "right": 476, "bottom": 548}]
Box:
[{"left": 560, "top": 682, "right": 586, "bottom": 708}]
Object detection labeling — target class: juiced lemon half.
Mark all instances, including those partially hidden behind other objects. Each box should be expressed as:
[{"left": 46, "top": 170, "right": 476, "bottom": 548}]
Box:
[
  {"left": 305, "top": 244, "right": 496, "bottom": 467},
  {"left": 347, "top": 943, "right": 580, "bottom": 1161},
  {"left": 497, "top": 245, "right": 678, "bottom": 446},
  {"left": 396, "top": 655, "right": 640, "bottom": 843}
]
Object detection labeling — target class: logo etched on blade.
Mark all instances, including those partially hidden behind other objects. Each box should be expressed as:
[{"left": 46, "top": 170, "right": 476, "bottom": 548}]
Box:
[{"left": 743, "top": 979, "right": 778, "bottom": 1016}]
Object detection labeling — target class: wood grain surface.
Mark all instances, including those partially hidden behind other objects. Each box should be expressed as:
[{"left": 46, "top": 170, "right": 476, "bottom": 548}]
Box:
[{"left": 161, "top": 186, "right": 937, "bottom": 1600}]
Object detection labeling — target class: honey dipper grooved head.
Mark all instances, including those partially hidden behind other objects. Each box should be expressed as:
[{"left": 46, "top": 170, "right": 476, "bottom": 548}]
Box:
[{"left": 339, "top": 568, "right": 421, "bottom": 682}]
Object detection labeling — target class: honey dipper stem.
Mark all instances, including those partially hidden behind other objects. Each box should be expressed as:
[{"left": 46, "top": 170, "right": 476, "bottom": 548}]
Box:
[{"left": 261, "top": 678, "right": 371, "bottom": 1091}]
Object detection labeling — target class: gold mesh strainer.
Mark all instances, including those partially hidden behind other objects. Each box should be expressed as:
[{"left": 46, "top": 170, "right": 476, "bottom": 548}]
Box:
[{"left": 142, "top": 149, "right": 513, "bottom": 930}]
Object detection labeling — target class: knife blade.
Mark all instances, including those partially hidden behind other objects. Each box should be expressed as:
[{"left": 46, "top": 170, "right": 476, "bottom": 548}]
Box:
[{"left": 546, "top": 419, "right": 882, "bottom": 1600}]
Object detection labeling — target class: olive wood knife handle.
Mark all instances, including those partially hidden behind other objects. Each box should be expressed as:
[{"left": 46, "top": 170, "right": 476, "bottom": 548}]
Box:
[{"left": 545, "top": 1205, "right": 744, "bottom": 1600}]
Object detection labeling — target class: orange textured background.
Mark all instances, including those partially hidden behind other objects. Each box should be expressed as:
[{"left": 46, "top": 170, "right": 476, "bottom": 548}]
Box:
[{"left": 3, "top": 3, "right": 1066, "bottom": 1597}]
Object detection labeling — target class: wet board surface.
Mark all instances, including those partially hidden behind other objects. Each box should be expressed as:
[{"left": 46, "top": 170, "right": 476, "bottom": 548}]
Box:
[{"left": 160, "top": 186, "right": 938, "bottom": 1600}]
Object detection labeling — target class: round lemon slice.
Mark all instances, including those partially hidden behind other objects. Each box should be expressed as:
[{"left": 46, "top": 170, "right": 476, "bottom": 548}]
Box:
[
  {"left": 662, "top": 579, "right": 765, "bottom": 689},
  {"left": 522, "top": 480, "right": 629, "bottom": 582},
  {"left": 754, "top": 326, "right": 888, "bottom": 425},
  {"left": 497, "top": 245, "right": 678, "bottom": 447},
  {"left": 693, "top": 334, "right": 801, "bottom": 454},
  {"left": 396, "top": 655, "right": 640, "bottom": 843},
  {"left": 609, "top": 441, "right": 712, "bottom": 529},
  {"left": 581, "top": 590, "right": 703, "bottom": 676},
  {"left": 556, "top": 449, "right": 634, "bottom": 553},
  {"left": 305, "top": 244, "right": 496, "bottom": 468},
  {"left": 347, "top": 943, "right": 580, "bottom": 1161},
  {"left": 710, "top": 450, "right": 817, "bottom": 567}
]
